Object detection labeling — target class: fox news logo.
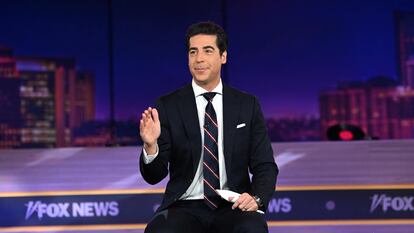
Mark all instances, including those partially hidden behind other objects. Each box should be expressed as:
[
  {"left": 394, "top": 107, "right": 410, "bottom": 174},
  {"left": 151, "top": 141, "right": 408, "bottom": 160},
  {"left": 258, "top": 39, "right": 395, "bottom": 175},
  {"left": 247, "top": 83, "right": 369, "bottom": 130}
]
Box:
[
  {"left": 370, "top": 194, "right": 414, "bottom": 213},
  {"left": 25, "top": 201, "right": 119, "bottom": 220}
]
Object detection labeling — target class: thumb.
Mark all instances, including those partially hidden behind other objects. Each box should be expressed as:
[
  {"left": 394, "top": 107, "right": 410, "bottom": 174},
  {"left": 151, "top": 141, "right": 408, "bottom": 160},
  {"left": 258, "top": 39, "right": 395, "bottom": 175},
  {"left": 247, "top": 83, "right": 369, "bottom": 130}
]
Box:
[{"left": 151, "top": 108, "right": 160, "bottom": 123}]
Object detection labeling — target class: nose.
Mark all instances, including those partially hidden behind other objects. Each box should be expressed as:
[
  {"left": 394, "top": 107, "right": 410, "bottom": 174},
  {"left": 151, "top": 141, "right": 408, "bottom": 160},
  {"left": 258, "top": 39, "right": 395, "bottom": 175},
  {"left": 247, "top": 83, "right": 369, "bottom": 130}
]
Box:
[{"left": 195, "top": 52, "right": 205, "bottom": 62}]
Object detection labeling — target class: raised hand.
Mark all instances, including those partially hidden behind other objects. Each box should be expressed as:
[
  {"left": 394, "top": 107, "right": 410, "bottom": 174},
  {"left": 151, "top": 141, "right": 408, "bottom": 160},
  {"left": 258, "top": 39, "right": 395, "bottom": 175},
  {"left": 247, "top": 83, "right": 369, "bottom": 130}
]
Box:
[{"left": 139, "top": 107, "right": 160, "bottom": 155}]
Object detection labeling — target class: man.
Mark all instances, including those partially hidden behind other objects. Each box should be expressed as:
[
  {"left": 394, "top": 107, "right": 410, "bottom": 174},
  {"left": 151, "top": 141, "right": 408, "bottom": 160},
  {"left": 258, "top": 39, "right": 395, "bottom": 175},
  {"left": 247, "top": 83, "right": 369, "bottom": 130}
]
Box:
[{"left": 139, "top": 21, "right": 278, "bottom": 233}]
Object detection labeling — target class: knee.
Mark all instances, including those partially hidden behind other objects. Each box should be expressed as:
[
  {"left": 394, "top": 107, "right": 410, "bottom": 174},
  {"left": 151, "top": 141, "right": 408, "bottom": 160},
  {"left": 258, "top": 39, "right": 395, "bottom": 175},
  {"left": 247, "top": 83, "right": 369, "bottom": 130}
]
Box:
[
  {"left": 145, "top": 209, "right": 201, "bottom": 233},
  {"left": 145, "top": 211, "right": 178, "bottom": 233}
]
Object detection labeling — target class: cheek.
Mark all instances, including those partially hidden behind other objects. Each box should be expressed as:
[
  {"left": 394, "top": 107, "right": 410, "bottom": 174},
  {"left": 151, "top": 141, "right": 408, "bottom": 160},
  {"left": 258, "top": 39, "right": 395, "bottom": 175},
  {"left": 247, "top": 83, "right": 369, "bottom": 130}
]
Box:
[
  {"left": 188, "top": 56, "right": 194, "bottom": 64},
  {"left": 212, "top": 62, "right": 222, "bottom": 71}
]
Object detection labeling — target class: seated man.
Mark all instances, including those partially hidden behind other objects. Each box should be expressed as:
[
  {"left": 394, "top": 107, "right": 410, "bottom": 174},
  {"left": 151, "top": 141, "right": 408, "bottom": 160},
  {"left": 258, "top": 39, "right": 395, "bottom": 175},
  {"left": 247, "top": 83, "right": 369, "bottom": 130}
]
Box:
[{"left": 139, "top": 21, "right": 278, "bottom": 233}]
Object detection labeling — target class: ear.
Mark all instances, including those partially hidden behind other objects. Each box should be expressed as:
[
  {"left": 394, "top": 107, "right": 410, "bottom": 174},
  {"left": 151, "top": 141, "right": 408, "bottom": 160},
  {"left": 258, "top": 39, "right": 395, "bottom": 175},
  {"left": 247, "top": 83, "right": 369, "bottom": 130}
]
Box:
[{"left": 221, "top": 51, "right": 227, "bottom": 64}]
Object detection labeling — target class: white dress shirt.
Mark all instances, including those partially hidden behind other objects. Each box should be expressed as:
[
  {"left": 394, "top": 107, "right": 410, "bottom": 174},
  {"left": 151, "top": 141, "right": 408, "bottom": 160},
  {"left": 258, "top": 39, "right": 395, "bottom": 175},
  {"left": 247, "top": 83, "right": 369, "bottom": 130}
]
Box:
[{"left": 143, "top": 79, "right": 228, "bottom": 200}]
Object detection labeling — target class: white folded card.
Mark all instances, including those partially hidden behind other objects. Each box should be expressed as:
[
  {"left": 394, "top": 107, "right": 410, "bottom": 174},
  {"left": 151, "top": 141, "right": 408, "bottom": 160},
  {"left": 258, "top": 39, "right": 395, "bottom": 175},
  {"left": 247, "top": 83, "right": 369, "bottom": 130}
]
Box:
[
  {"left": 236, "top": 123, "right": 246, "bottom": 128},
  {"left": 215, "top": 189, "right": 264, "bottom": 214}
]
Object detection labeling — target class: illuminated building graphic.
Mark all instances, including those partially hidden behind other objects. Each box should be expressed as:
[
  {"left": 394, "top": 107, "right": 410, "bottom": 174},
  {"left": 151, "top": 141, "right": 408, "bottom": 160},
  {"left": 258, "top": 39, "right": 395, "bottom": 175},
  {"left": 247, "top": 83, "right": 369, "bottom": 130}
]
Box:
[
  {"left": 0, "top": 47, "right": 20, "bottom": 147},
  {"left": 19, "top": 70, "right": 56, "bottom": 147},
  {"left": 0, "top": 48, "right": 95, "bottom": 148},
  {"left": 320, "top": 77, "right": 414, "bottom": 140},
  {"left": 320, "top": 13, "right": 414, "bottom": 141},
  {"left": 75, "top": 71, "right": 95, "bottom": 128},
  {"left": 395, "top": 11, "right": 414, "bottom": 89},
  {"left": 0, "top": 79, "right": 21, "bottom": 148}
]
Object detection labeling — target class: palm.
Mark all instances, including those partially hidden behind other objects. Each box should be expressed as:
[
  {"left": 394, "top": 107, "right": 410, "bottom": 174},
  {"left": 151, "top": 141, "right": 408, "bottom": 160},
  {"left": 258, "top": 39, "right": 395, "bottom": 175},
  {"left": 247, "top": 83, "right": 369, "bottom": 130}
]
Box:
[
  {"left": 140, "top": 119, "right": 160, "bottom": 145},
  {"left": 139, "top": 108, "right": 161, "bottom": 146}
]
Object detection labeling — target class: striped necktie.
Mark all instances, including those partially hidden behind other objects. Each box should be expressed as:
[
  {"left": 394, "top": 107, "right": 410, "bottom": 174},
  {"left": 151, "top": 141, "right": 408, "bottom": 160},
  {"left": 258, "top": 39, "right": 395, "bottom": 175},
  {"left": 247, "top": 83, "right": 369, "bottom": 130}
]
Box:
[{"left": 202, "top": 92, "right": 221, "bottom": 209}]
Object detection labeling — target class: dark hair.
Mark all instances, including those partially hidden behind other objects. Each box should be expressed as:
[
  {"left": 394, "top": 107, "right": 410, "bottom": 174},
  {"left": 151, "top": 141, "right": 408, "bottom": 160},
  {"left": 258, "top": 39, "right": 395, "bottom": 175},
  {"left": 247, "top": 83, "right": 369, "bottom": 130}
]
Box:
[{"left": 186, "top": 21, "right": 228, "bottom": 55}]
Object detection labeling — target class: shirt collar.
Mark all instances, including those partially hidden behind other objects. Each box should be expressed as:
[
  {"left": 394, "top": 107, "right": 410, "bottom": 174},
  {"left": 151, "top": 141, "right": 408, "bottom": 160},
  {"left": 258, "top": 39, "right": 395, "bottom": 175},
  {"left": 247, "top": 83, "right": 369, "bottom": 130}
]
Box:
[{"left": 192, "top": 79, "right": 223, "bottom": 98}]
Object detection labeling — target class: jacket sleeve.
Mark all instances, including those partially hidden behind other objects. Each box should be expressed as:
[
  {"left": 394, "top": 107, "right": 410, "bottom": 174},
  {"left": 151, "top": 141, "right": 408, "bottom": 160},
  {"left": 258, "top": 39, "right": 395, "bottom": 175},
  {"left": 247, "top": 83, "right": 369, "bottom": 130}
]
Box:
[
  {"left": 248, "top": 97, "right": 279, "bottom": 211},
  {"left": 139, "top": 98, "right": 171, "bottom": 185}
]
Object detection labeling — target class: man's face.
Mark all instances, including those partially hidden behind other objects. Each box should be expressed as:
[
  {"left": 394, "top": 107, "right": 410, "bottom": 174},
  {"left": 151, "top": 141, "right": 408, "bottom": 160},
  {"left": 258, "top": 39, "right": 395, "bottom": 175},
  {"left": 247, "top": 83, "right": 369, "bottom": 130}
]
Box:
[{"left": 188, "top": 34, "right": 227, "bottom": 90}]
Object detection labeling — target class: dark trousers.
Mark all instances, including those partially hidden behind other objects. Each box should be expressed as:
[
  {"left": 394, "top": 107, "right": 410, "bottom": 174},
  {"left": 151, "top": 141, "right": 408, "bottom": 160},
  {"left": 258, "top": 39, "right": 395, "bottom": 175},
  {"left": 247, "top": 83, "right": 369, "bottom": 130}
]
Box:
[{"left": 145, "top": 200, "right": 268, "bottom": 233}]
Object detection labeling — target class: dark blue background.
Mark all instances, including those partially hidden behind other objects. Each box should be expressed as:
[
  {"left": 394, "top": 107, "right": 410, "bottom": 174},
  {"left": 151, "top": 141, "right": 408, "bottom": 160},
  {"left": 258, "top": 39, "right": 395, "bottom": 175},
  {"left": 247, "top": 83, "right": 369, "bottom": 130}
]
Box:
[{"left": 2, "top": 0, "right": 414, "bottom": 120}]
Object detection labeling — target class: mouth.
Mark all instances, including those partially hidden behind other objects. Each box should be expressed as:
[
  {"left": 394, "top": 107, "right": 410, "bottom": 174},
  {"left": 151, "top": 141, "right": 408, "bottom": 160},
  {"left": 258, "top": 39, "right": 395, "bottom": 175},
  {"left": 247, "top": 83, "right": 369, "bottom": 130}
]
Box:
[{"left": 194, "top": 67, "right": 208, "bottom": 72}]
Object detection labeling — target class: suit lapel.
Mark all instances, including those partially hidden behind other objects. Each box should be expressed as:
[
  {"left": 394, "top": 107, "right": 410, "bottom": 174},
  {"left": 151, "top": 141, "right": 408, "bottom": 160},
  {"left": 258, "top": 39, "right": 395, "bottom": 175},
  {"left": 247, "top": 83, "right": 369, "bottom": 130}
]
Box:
[
  {"left": 177, "top": 84, "right": 202, "bottom": 175},
  {"left": 223, "top": 85, "right": 240, "bottom": 173}
]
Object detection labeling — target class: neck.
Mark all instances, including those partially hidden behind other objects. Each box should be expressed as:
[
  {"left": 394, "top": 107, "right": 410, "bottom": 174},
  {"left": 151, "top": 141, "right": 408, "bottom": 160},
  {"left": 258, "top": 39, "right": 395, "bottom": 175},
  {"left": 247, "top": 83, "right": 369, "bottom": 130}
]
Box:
[{"left": 194, "top": 78, "right": 220, "bottom": 92}]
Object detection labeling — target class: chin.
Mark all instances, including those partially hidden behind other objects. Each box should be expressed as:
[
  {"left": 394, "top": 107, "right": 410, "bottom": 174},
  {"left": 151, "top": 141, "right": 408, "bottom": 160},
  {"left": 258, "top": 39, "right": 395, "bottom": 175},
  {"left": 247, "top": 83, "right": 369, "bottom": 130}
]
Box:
[{"left": 194, "top": 76, "right": 209, "bottom": 83}]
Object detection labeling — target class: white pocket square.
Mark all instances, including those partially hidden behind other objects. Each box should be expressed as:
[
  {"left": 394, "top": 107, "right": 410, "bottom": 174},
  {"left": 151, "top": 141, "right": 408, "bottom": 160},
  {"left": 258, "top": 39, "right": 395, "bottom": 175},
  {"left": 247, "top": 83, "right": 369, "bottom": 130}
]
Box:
[{"left": 236, "top": 123, "right": 246, "bottom": 129}]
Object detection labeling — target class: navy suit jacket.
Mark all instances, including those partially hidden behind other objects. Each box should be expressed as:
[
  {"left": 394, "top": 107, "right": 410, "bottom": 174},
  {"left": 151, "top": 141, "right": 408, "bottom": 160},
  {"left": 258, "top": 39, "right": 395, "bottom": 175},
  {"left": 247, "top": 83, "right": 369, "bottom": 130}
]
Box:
[{"left": 140, "top": 83, "right": 278, "bottom": 212}]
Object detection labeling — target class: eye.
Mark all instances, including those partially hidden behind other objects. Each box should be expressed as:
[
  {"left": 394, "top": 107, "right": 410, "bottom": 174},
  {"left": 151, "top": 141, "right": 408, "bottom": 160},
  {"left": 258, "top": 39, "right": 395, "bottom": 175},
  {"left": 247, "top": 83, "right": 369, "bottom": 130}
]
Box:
[
  {"left": 189, "top": 50, "right": 197, "bottom": 56},
  {"left": 205, "top": 49, "right": 213, "bottom": 54}
]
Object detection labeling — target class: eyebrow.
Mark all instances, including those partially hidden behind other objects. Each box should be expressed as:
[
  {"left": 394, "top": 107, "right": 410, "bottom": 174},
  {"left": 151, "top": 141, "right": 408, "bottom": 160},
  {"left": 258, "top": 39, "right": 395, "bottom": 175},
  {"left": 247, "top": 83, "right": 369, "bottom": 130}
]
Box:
[
  {"left": 203, "top": 46, "right": 215, "bottom": 50},
  {"left": 188, "top": 46, "right": 216, "bottom": 51}
]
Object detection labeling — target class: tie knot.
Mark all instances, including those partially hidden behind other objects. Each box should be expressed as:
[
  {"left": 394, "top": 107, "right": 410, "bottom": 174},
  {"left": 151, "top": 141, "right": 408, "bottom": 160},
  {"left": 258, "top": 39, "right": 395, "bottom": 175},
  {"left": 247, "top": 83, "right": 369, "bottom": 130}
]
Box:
[{"left": 203, "top": 92, "right": 217, "bottom": 102}]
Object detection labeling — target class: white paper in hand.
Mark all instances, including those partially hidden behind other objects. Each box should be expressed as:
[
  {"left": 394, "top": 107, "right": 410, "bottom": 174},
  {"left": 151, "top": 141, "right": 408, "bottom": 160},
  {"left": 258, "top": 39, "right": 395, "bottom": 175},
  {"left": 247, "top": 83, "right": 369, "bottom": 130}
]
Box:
[
  {"left": 216, "top": 189, "right": 265, "bottom": 214},
  {"left": 216, "top": 189, "right": 241, "bottom": 203}
]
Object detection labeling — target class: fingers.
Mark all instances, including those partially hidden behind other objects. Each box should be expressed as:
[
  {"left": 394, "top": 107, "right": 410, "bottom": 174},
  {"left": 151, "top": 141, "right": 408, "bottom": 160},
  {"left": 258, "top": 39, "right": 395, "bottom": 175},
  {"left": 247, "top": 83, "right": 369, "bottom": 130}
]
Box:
[
  {"left": 232, "top": 193, "right": 258, "bottom": 212},
  {"left": 140, "top": 107, "right": 156, "bottom": 126},
  {"left": 139, "top": 108, "right": 150, "bottom": 133},
  {"left": 144, "top": 107, "right": 153, "bottom": 120},
  {"left": 151, "top": 108, "right": 159, "bottom": 123}
]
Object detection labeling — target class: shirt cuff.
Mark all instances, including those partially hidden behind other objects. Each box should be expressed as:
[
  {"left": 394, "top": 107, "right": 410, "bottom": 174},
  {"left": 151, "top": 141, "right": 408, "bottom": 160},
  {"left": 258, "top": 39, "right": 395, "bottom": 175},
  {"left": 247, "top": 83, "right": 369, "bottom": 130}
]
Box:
[{"left": 142, "top": 144, "right": 159, "bottom": 164}]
